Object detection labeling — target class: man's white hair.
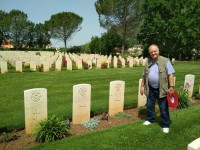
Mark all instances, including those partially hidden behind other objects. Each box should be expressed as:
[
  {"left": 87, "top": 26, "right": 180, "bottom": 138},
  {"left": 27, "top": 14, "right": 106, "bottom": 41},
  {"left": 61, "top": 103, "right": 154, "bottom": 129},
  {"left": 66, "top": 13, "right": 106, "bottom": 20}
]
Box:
[{"left": 148, "top": 44, "right": 160, "bottom": 54}]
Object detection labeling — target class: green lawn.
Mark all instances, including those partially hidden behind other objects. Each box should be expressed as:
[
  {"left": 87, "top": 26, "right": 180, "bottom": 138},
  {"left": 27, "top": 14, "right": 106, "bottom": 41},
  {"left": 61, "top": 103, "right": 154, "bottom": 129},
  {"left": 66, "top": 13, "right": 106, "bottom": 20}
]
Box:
[
  {"left": 0, "top": 61, "right": 200, "bottom": 131},
  {"left": 28, "top": 105, "right": 200, "bottom": 150}
]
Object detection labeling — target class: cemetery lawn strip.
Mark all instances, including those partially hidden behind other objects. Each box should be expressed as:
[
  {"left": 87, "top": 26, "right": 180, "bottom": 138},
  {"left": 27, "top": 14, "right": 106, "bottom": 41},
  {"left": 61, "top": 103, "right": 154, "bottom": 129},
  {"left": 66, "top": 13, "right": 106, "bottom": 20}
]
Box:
[
  {"left": 0, "top": 61, "right": 200, "bottom": 149},
  {"left": 1, "top": 104, "right": 200, "bottom": 150},
  {"left": 1, "top": 61, "right": 200, "bottom": 131}
]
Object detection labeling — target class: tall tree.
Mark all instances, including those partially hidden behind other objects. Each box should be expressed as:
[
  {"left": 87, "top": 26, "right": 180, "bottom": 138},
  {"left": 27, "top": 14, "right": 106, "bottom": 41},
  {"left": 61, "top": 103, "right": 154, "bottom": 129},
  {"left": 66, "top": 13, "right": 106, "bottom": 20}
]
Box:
[
  {"left": 95, "top": 0, "right": 142, "bottom": 53},
  {"left": 137, "top": 0, "right": 200, "bottom": 60},
  {"left": 45, "top": 12, "right": 83, "bottom": 51},
  {"left": 100, "top": 27, "right": 122, "bottom": 55},
  {"left": 0, "top": 10, "right": 8, "bottom": 46},
  {"left": 34, "top": 23, "right": 51, "bottom": 48},
  {"left": 6, "top": 9, "right": 30, "bottom": 49},
  {"left": 89, "top": 36, "right": 102, "bottom": 54}
]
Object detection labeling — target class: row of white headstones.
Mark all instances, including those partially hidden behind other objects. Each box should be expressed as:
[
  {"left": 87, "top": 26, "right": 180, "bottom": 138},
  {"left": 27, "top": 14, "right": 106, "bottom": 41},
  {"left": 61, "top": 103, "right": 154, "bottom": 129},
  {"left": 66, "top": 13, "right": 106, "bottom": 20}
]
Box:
[
  {"left": 24, "top": 74, "right": 197, "bottom": 134},
  {"left": 25, "top": 74, "right": 200, "bottom": 149},
  {"left": 0, "top": 51, "right": 148, "bottom": 73}
]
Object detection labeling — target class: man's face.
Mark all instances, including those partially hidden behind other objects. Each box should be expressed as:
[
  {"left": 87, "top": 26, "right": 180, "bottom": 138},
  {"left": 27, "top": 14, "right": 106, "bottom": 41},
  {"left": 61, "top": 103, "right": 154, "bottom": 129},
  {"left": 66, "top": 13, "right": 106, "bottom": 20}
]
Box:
[{"left": 149, "top": 46, "right": 159, "bottom": 60}]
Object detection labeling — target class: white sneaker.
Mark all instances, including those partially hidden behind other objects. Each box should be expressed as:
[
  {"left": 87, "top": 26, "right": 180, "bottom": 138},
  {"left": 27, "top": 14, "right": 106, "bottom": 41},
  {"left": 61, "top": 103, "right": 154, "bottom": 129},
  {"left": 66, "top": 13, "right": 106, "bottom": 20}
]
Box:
[
  {"left": 143, "top": 121, "right": 151, "bottom": 125},
  {"left": 163, "top": 128, "right": 169, "bottom": 133}
]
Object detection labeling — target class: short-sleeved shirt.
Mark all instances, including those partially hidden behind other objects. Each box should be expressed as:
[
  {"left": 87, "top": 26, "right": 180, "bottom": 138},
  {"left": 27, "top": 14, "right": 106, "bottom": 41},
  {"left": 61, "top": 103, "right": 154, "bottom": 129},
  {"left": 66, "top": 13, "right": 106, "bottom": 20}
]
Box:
[{"left": 148, "top": 60, "right": 175, "bottom": 88}]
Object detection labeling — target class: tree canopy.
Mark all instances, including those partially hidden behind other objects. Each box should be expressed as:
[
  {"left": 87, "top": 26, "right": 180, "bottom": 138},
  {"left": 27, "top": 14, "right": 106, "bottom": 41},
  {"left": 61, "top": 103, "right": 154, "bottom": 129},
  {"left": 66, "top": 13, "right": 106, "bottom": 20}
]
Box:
[
  {"left": 45, "top": 12, "right": 83, "bottom": 50},
  {"left": 89, "top": 27, "right": 122, "bottom": 55},
  {"left": 95, "top": 0, "right": 142, "bottom": 53},
  {"left": 137, "top": 0, "right": 200, "bottom": 60},
  {"left": 0, "top": 10, "right": 51, "bottom": 49}
]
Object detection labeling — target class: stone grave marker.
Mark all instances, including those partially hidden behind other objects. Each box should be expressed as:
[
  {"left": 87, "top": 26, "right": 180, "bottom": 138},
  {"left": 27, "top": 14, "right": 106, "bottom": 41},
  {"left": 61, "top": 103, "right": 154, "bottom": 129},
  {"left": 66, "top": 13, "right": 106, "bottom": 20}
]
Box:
[
  {"left": 55, "top": 60, "right": 61, "bottom": 71},
  {"left": 109, "top": 80, "right": 125, "bottom": 116},
  {"left": 187, "top": 137, "right": 200, "bottom": 150},
  {"left": 96, "top": 59, "right": 101, "bottom": 69},
  {"left": 121, "top": 58, "right": 125, "bottom": 68},
  {"left": 30, "top": 61, "right": 36, "bottom": 71},
  {"left": 113, "top": 57, "right": 117, "bottom": 68},
  {"left": 15, "top": 61, "right": 22, "bottom": 72},
  {"left": 138, "top": 79, "right": 147, "bottom": 108},
  {"left": 1, "top": 61, "right": 8, "bottom": 74},
  {"left": 24, "top": 88, "right": 47, "bottom": 134},
  {"left": 43, "top": 61, "right": 49, "bottom": 72},
  {"left": 87, "top": 59, "right": 92, "bottom": 69},
  {"left": 128, "top": 57, "right": 133, "bottom": 67},
  {"left": 184, "top": 74, "right": 195, "bottom": 97},
  {"left": 106, "top": 59, "right": 109, "bottom": 68},
  {"left": 67, "top": 59, "right": 72, "bottom": 71},
  {"left": 77, "top": 59, "right": 82, "bottom": 70},
  {"left": 72, "top": 84, "right": 91, "bottom": 124}
]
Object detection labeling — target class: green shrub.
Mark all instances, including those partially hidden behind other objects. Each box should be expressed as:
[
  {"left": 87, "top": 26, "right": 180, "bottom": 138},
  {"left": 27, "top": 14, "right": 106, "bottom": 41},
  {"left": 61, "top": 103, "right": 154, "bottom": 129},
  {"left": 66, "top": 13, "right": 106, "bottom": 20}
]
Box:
[
  {"left": 23, "top": 68, "right": 33, "bottom": 72},
  {"left": 82, "top": 60, "right": 89, "bottom": 69},
  {"left": 0, "top": 132, "right": 19, "bottom": 143},
  {"left": 81, "top": 118, "right": 100, "bottom": 130},
  {"left": 114, "top": 112, "right": 132, "bottom": 118},
  {"left": 34, "top": 116, "right": 70, "bottom": 143},
  {"left": 177, "top": 84, "right": 190, "bottom": 109}
]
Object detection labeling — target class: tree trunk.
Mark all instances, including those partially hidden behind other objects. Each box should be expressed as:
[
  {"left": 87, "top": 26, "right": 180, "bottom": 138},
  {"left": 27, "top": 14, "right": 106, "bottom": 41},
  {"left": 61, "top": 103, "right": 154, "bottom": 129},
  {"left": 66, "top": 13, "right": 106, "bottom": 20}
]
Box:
[{"left": 64, "top": 40, "right": 67, "bottom": 54}]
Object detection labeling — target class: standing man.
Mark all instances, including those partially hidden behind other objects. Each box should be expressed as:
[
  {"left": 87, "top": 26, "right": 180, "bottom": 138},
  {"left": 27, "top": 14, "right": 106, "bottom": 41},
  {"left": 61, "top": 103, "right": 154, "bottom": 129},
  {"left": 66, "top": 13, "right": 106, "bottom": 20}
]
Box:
[{"left": 140, "top": 44, "right": 175, "bottom": 133}]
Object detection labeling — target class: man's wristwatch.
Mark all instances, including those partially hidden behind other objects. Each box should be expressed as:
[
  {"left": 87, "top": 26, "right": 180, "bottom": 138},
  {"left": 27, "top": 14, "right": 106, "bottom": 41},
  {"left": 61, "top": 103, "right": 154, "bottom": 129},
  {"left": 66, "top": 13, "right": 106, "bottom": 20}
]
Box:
[{"left": 169, "top": 86, "right": 174, "bottom": 89}]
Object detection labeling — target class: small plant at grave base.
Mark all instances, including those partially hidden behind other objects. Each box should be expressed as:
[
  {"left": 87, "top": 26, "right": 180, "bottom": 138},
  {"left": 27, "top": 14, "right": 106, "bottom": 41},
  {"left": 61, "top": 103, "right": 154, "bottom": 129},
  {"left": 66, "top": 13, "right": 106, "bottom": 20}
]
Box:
[
  {"left": 0, "top": 132, "right": 19, "bottom": 143},
  {"left": 7, "top": 63, "right": 15, "bottom": 72},
  {"left": 92, "top": 62, "right": 96, "bottom": 68},
  {"left": 81, "top": 118, "right": 100, "bottom": 130},
  {"left": 125, "top": 60, "right": 129, "bottom": 67},
  {"left": 113, "top": 112, "right": 132, "bottom": 118},
  {"left": 38, "top": 64, "right": 43, "bottom": 72},
  {"left": 117, "top": 59, "right": 122, "bottom": 68},
  {"left": 34, "top": 116, "right": 70, "bottom": 143},
  {"left": 177, "top": 83, "right": 192, "bottom": 109},
  {"left": 194, "top": 93, "right": 200, "bottom": 100},
  {"left": 82, "top": 60, "right": 89, "bottom": 69},
  {"left": 62, "top": 55, "right": 67, "bottom": 67},
  {"left": 72, "top": 60, "right": 78, "bottom": 70},
  {"left": 23, "top": 68, "right": 32, "bottom": 72},
  {"left": 101, "top": 112, "right": 110, "bottom": 121},
  {"left": 101, "top": 62, "right": 108, "bottom": 69}
]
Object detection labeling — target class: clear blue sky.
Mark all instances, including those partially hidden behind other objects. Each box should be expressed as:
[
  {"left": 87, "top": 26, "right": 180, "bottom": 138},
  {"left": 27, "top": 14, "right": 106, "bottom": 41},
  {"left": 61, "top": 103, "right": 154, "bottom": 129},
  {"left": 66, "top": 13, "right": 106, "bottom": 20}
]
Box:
[{"left": 0, "top": 0, "right": 106, "bottom": 47}]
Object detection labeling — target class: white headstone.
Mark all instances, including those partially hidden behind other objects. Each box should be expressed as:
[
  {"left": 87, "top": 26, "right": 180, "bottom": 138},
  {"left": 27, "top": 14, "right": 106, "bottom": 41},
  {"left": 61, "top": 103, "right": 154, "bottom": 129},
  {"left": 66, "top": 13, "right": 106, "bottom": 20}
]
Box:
[
  {"left": 188, "top": 137, "right": 200, "bottom": 150},
  {"left": 43, "top": 61, "right": 49, "bottom": 72},
  {"left": 121, "top": 58, "right": 125, "bottom": 68},
  {"left": 15, "top": 61, "right": 22, "bottom": 72},
  {"left": 128, "top": 57, "right": 133, "bottom": 67},
  {"left": 55, "top": 60, "right": 61, "bottom": 71},
  {"left": 109, "top": 80, "right": 125, "bottom": 116},
  {"left": 172, "top": 58, "right": 175, "bottom": 64},
  {"left": 30, "top": 61, "right": 36, "bottom": 71},
  {"left": 87, "top": 59, "right": 92, "bottom": 69},
  {"left": 106, "top": 60, "right": 109, "bottom": 68},
  {"left": 1, "top": 61, "right": 8, "bottom": 74},
  {"left": 138, "top": 79, "right": 147, "bottom": 108},
  {"left": 77, "top": 59, "right": 82, "bottom": 70},
  {"left": 113, "top": 57, "right": 117, "bottom": 68},
  {"left": 184, "top": 74, "right": 195, "bottom": 97},
  {"left": 174, "top": 77, "right": 176, "bottom": 87},
  {"left": 96, "top": 59, "right": 101, "bottom": 69},
  {"left": 72, "top": 84, "right": 91, "bottom": 124},
  {"left": 24, "top": 88, "right": 47, "bottom": 134},
  {"left": 67, "top": 59, "right": 72, "bottom": 71}
]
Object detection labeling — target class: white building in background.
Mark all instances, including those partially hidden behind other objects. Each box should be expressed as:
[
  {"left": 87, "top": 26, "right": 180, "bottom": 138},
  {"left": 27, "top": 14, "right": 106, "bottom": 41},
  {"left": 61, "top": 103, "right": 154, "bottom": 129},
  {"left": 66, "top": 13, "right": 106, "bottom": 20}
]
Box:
[{"left": 128, "top": 45, "right": 143, "bottom": 56}]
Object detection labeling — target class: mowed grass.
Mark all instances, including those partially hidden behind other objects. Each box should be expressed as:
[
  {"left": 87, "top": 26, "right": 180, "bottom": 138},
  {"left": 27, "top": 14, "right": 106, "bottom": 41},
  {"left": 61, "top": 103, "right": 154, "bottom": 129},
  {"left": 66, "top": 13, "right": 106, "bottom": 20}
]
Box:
[
  {"left": 28, "top": 105, "right": 200, "bottom": 150},
  {"left": 0, "top": 61, "right": 200, "bottom": 131}
]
